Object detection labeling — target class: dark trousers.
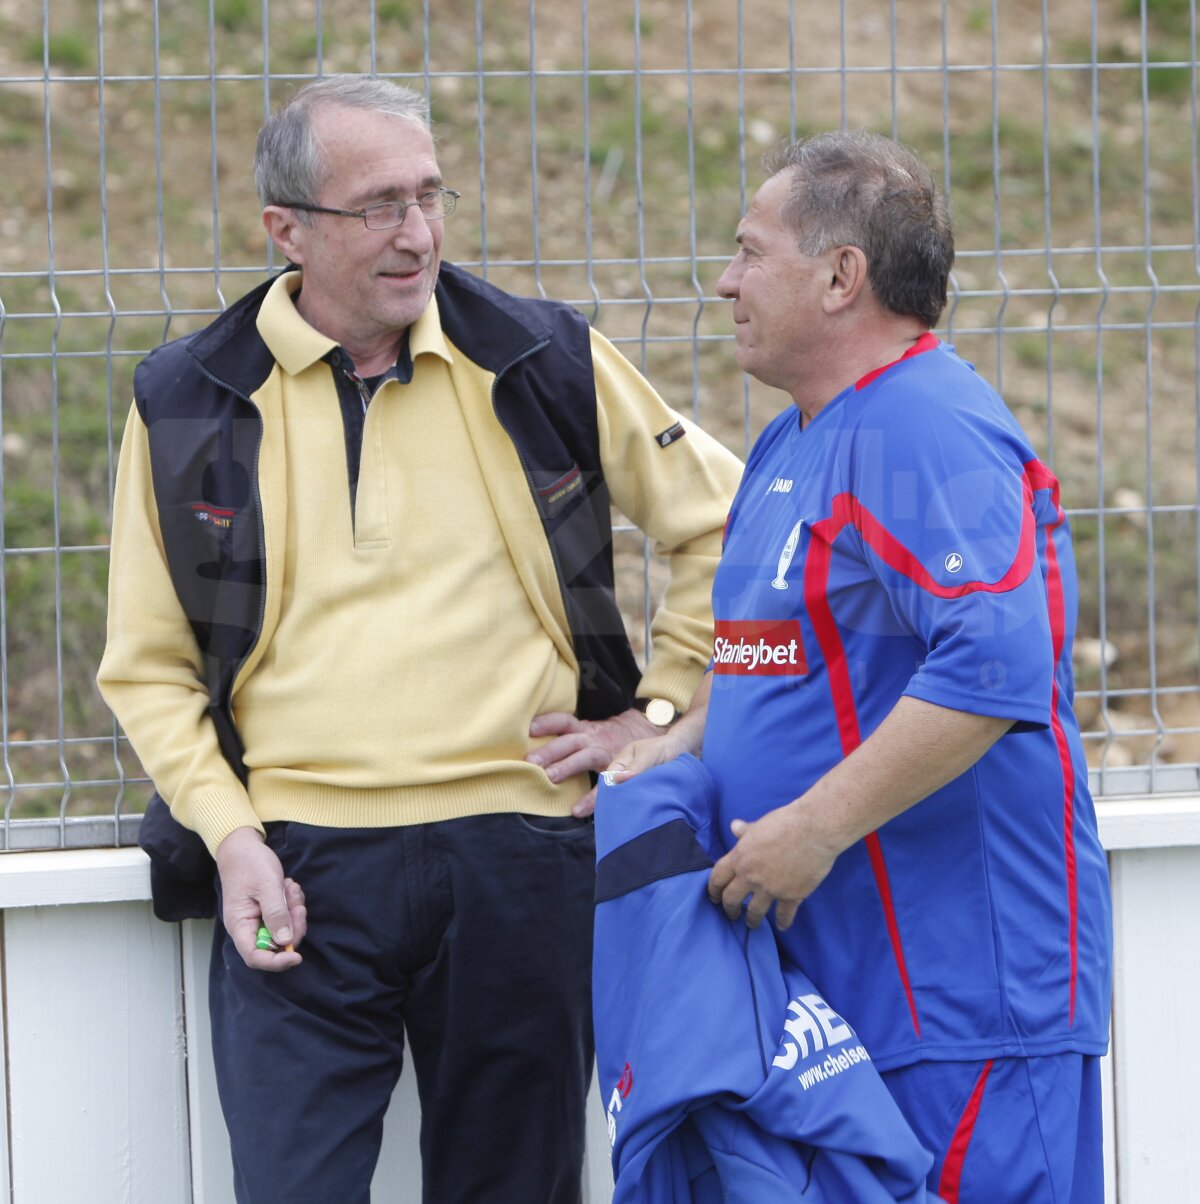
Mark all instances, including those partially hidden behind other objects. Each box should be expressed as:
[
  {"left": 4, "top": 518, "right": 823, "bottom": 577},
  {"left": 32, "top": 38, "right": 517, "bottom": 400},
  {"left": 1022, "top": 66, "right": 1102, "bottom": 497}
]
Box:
[{"left": 209, "top": 812, "right": 597, "bottom": 1204}]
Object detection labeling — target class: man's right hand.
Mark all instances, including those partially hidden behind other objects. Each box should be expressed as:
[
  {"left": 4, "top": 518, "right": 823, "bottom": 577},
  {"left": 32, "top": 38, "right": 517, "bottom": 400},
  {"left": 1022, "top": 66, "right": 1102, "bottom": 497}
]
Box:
[
  {"left": 600, "top": 729, "right": 693, "bottom": 789},
  {"left": 599, "top": 678, "right": 710, "bottom": 796},
  {"left": 214, "top": 826, "right": 307, "bottom": 972}
]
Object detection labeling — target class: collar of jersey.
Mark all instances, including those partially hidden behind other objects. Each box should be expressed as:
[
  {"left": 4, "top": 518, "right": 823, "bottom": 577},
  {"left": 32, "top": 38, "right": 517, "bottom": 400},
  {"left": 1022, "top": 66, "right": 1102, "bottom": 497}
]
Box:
[{"left": 854, "top": 330, "right": 939, "bottom": 391}]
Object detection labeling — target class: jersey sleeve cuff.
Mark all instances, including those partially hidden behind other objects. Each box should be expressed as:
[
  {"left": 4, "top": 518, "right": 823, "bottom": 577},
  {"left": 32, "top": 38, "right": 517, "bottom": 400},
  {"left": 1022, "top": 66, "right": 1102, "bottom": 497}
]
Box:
[{"left": 902, "top": 681, "right": 1050, "bottom": 729}]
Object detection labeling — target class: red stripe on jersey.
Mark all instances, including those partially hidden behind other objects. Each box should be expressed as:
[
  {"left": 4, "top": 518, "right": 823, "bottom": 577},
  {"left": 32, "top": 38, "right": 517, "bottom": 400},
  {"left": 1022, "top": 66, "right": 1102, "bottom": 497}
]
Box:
[
  {"left": 937, "top": 1059, "right": 995, "bottom": 1202},
  {"left": 1024, "top": 459, "right": 1079, "bottom": 1023},
  {"left": 827, "top": 485, "right": 1037, "bottom": 600},
  {"left": 802, "top": 467, "right": 1043, "bottom": 1040},
  {"left": 864, "top": 832, "right": 921, "bottom": 1038},
  {"left": 803, "top": 531, "right": 862, "bottom": 750},
  {"left": 805, "top": 518, "right": 920, "bottom": 1034}
]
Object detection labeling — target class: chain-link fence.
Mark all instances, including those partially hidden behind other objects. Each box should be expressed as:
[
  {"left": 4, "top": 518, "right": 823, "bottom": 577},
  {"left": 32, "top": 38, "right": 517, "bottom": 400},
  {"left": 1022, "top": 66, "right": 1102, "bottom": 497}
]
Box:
[{"left": 0, "top": 0, "right": 1197, "bottom": 849}]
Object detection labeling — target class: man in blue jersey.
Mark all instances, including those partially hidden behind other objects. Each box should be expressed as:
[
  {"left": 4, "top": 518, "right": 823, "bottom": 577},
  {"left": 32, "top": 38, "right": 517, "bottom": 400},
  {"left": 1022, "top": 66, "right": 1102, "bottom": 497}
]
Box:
[{"left": 606, "top": 131, "right": 1112, "bottom": 1203}]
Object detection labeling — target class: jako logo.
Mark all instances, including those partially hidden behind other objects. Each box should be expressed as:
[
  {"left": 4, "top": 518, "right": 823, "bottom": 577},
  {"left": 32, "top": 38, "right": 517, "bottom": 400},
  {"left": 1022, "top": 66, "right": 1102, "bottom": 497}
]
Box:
[
  {"left": 606, "top": 1062, "right": 634, "bottom": 1148},
  {"left": 712, "top": 619, "right": 807, "bottom": 676},
  {"left": 772, "top": 993, "right": 854, "bottom": 1071},
  {"left": 767, "top": 477, "right": 794, "bottom": 493}
]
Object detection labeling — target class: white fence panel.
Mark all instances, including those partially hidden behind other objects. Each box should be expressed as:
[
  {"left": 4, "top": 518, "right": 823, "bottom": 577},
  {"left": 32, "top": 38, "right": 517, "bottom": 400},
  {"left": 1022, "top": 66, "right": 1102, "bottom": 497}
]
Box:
[
  {"left": 3, "top": 895, "right": 190, "bottom": 1203},
  {"left": 1108, "top": 845, "right": 1200, "bottom": 1201},
  {"left": 178, "top": 921, "right": 231, "bottom": 1204},
  {"left": 2, "top": 806, "right": 1200, "bottom": 1203}
]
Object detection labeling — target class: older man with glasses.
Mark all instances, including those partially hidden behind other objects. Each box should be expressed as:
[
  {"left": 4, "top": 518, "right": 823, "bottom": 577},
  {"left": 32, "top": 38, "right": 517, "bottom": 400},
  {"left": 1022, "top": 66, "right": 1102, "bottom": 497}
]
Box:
[{"left": 99, "top": 74, "right": 741, "bottom": 1204}]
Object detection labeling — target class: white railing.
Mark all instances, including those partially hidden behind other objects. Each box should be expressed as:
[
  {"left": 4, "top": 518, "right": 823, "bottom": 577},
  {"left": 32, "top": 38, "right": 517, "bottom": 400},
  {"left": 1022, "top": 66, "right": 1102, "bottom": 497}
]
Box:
[{"left": 0, "top": 798, "right": 1196, "bottom": 1203}]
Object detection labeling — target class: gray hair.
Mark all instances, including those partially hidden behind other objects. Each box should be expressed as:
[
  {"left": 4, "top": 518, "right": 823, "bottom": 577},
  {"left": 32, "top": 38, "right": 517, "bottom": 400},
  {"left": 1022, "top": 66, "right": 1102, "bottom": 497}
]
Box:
[
  {"left": 764, "top": 130, "right": 954, "bottom": 328},
  {"left": 254, "top": 75, "right": 432, "bottom": 215}
]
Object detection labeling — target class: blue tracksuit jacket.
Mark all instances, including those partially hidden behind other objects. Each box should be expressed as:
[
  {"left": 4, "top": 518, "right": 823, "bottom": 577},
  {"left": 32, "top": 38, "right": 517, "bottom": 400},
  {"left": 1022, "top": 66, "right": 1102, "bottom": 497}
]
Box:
[{"left": 592, "top": 755, "right": 935, "bottom": 1203}]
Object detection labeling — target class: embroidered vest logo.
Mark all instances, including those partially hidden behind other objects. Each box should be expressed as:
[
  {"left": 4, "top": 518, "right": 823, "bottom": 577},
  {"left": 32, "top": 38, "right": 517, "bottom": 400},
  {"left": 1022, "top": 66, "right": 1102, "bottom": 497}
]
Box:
[
  {"left": 536, "top": 466, "right": 583, "bottom": 517},
  {"left": 191, "top": 502, "right": 234, "bottom": 530}
]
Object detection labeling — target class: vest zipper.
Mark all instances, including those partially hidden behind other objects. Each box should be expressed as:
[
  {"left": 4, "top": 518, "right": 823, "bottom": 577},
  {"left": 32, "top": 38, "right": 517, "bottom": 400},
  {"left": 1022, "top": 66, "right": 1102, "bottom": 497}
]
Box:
[
  {"left": 190, "top": 358, "right": 267, "bottom": 715},
  {"left": 489, "top": 339, "right": 564, "bottom": 586}
]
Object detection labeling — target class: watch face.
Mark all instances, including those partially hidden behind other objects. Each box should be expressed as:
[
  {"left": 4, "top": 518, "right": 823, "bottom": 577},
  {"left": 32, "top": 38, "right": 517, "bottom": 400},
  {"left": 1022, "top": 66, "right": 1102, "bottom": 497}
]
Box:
[{"left": 645, "top": 697, "right": 677, "bottom": 727}]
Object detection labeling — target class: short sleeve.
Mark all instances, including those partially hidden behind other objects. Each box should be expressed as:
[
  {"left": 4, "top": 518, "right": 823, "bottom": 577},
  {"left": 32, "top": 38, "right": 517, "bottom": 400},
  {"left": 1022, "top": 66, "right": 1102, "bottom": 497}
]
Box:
[{"left": 848, "top": 383, "right": 1054, "bottom": 727}]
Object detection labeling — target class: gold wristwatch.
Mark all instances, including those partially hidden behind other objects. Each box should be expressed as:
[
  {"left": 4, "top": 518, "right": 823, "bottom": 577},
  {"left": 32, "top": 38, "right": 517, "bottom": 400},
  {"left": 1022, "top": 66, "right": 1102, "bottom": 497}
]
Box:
[{"left": 636, "top": 697, "right": 680, "bottom": 728}]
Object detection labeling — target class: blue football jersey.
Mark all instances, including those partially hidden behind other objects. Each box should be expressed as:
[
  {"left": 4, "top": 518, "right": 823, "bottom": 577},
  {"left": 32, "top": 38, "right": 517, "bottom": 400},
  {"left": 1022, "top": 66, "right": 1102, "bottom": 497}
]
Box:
[{"left": 702, "top": 338, "right": 1111, "bottom": 1070}]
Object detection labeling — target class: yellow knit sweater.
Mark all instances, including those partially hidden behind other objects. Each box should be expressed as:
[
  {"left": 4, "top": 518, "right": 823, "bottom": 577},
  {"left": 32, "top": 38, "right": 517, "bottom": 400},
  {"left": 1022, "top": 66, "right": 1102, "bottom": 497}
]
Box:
[{"left": 99, "top": 272, "right": 743, "bottom": 853}]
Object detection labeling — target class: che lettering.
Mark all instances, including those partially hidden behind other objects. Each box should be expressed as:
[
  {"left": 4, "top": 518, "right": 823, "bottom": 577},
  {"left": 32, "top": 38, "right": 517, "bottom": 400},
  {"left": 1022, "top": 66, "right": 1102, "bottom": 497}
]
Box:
[{"left": 772, "top": 993, "right": 853, "bottom": 1071}]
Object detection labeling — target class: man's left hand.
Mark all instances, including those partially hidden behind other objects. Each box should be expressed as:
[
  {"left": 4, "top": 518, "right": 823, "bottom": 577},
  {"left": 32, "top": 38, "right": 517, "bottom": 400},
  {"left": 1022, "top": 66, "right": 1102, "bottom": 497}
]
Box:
[
  {"left": 707, "top": 801, "right": 842, "bottom": 930},
  {"left": 527, "top": 708, "right": 660, "bottom": 817}
]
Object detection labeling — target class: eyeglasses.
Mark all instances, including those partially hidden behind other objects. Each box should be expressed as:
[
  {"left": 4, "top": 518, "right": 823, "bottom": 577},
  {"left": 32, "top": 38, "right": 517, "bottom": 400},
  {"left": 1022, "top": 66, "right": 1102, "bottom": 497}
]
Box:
[{"left": 280, "top": 187, "right": 460, "bottom": 230}]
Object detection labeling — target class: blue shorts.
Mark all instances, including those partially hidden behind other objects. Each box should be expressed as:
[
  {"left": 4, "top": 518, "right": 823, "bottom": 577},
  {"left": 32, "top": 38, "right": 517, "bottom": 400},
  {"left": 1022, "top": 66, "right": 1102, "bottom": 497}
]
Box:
[{"left": 881, "top": 1054, "right": 1104, "bottom": 1203}]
